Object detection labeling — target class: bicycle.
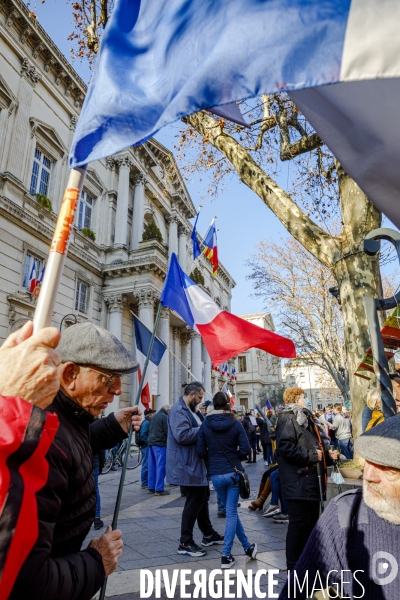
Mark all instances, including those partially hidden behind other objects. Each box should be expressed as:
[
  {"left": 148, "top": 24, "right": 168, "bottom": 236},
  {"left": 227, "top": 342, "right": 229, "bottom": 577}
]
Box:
[{"left": 102, "top": 439, "right": 142, "bottom": 474}]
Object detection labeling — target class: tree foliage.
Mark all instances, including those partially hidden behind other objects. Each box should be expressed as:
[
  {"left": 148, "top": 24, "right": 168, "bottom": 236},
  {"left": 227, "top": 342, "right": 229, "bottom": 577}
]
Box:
[
  {"left": 142, "top": 222, "right": 163, "bottom": 244},
  {"left": 248, "top": 237, "right": 346, "bottom": 394}
]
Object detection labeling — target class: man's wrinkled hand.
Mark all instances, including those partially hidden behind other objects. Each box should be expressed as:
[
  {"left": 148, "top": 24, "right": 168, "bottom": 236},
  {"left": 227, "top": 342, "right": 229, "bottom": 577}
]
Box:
[
  {"left": 0, "top": 321, "right": 61, "bottom": 408},
  {"left": 114, "top": 406, "right": 142, "bottom": 434},
  {"left": 88, "top": 526, "right": 123, "bottom": 577}
]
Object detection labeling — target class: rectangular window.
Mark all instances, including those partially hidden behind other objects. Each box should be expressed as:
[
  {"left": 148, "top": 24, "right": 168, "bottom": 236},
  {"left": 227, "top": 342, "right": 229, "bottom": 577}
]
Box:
[
  {"left": 75, "top": 281, "right": 89, "bottom": 314},
  {"left": 30, "top": 148, "right": 52, "bottom": 196},
  {"left": 78, "top": 191, "right": 93, "bottom": 230},
  {"left": 238, "top": 356, "right": 247, "bottom": 373},
  {"left": 23, "top": 253, "right": 44, "bottom": 292}
]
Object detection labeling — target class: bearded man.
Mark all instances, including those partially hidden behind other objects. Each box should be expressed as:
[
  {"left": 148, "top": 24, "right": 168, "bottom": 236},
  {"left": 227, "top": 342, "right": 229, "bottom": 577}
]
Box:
[
  {"left": 279, "top": 414, "right": 400, "bottom": 600},
  {"left": 166, "top": 382, "right": 223, "bottom": 557}
]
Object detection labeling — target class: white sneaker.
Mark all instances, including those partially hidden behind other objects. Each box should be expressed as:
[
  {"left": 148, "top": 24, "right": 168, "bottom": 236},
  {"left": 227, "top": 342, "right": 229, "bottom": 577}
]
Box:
[
  {"left": 209, "top": 482, "right": 215, "bottom": 491},
  {"left": 263, "top": 504, "right": 281, "bottom": 518}
]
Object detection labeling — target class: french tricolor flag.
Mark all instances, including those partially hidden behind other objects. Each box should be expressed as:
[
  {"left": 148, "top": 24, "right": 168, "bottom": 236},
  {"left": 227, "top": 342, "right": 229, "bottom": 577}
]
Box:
[
  {"left": 28, "top": 259, "right": 38, "bottom": 293},
  {"left": 134, "top": 316, "right": 167, "bottom": 410},
  {"left": 161, "top": 254, "right": 296, "bottom": 365}
]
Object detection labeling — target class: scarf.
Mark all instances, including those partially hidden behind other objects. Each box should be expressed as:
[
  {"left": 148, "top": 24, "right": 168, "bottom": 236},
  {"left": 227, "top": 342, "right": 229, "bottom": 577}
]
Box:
[{"left": 283, "top": 404, "right": 331, "bottom": 448}]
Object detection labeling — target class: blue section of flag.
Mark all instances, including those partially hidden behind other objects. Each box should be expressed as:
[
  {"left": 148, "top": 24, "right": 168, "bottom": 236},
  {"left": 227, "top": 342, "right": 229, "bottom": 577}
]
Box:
[
  {"left": 265, "top": 399, "right": 272, "bottom": 410},
  {"left": 133, "top": 316, "right": 166, "bottom": 365},
  {"left": 221, "top": 382, "right": 228, "bottom": 394},
  {"left": 160, "top": 253, "right": 195, "bottom": 329},
  {"left": 191, "top": 213, "right": 201, "bottom": 260},
  {"left": 203, "top": 222, "right": 216, "bottom": 252},
  {"left": 69, "top": 0, "right": 350, "bottom": 167}
]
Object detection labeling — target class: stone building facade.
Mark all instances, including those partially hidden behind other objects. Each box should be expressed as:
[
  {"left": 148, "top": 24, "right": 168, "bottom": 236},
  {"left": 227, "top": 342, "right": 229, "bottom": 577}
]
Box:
[
  {"left": 234, "top": 313, "right": 282, "bottom": 412},
  {"left": 0, "top": 0, "right": 236, "bottom": 411}
]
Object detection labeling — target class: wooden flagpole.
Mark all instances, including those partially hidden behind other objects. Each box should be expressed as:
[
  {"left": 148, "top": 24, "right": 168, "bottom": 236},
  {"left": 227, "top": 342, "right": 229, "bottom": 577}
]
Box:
[{"left": 33, "top": 166, "right": 87, "bottom": 331}]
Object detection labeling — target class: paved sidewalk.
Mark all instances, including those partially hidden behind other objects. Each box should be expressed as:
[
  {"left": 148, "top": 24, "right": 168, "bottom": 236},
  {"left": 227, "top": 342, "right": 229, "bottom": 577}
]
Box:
[{"left": 84, "top": 455, "right": 287, "bottom": 599}]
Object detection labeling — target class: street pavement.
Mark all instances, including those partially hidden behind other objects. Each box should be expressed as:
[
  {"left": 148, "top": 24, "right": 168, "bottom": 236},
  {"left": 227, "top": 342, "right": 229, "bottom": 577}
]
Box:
[{"left": 84, "top": 454, "right": 288, "bottom": 599}]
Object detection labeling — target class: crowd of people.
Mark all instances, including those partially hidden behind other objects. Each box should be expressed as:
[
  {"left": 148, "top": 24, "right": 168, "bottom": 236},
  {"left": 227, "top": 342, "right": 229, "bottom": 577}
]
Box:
[{"left": 1, "top": 320, "right": 400, "bottom": 600}]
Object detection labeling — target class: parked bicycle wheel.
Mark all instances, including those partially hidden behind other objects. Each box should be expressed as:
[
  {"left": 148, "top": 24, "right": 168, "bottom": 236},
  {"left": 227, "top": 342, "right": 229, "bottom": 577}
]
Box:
[
  {"left": 102, "top": 449, "right": 114, "bottom": 474},
  {"left": 124, "top": 443, "right": 142, "bottom": 470}
]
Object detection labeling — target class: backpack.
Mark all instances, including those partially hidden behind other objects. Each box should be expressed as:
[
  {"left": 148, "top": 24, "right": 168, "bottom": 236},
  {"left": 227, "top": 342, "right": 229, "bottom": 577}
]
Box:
[
  {"left": 245, "top": 417, "right": 256, "bottom": 435},
  {"left": 135, "top": 422, "right": 146, "bottom": 447}
]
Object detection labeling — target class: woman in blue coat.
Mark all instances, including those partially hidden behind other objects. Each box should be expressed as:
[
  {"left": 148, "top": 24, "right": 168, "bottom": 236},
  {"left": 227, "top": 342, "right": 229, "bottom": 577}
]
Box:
[{"left": 197, "top": 392, "right": 258, "bottom": 568}]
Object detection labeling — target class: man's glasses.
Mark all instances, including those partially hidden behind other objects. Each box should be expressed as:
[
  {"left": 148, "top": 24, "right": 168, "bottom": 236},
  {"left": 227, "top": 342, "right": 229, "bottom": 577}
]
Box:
[{"left": 85, "top": 367, "right": 122, "bottom": 387}]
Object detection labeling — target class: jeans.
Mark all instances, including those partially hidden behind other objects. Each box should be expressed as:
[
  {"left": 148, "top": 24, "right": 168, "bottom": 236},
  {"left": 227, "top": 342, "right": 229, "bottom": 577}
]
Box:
[
  {"left": 270, "top": 470, "right": 288, "bottom": 514},
  {"left": 338, "top": 437, "right": 353, "bottom": 459},
  {"left": 247, "top": 433, "right": 257, "bottom": 452},
  {"left": 181, "top": 485, "right": 214, "bottom": 544},
  {"left": 141, "top": 446, "right": 149, "bottom": 486},
  {"left": 211, "top": 472, "right": 250, "bottom": 557},
  {"left": 286, "top": 500, "right": 320, "bottom": 569},
  {"left": 217, "top": 493, "right": 225, "bottom": 515},
  {"left": 92, "top": 467, "right": 101, "bottom": 518},
  {"left": 262, "top": 443, "right": 274, "bottom": 464},
  {"left": 148, "top": 446, "right": 166, "bottom": 492}
]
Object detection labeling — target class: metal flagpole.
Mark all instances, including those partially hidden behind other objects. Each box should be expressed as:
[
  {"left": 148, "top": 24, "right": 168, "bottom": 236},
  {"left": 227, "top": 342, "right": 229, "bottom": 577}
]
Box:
[
  {"left": 33, "top": 167, "right": 87, "bottom": 331},
  {"left": 99, "top": 303, "right": 162, "bottom": 600}
]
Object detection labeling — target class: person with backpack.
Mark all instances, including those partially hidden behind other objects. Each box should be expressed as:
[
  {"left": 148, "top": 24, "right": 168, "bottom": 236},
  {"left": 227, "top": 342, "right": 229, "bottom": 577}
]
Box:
[
  {"left": 138, "top": 408, "right": 156, "bottom": 489},
  {"left": 242, "top": 410, "right": 257, "bottom": 463},
  {"left": 196, "top": 392, "right": 257, "bottom": 569}
]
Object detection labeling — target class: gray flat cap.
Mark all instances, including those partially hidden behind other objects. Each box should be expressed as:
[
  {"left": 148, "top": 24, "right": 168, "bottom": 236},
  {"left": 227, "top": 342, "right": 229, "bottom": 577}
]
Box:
[
  {"left": 58, "top": 322, "right": 139, "bottom": 374},
  {"left": 355, "top": 414, "right": 400, "bottom": 469}
]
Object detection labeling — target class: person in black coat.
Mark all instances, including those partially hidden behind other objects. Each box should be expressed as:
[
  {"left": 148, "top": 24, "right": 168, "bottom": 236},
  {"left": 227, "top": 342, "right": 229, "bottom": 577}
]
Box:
[
  {"left": 9, "top": 322, "right": 142, "bottom": 600},
  {"left": 276, "top": 387, "right": 339, "bottom": 570},
  {"left": 197, "top": 392, "right": 258, "bottom": 569}
]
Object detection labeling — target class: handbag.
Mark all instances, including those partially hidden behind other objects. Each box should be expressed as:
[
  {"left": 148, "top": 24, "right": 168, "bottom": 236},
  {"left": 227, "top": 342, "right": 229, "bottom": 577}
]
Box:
[{"left": 205, "top": 422, "right": 251, "bottom": 499}]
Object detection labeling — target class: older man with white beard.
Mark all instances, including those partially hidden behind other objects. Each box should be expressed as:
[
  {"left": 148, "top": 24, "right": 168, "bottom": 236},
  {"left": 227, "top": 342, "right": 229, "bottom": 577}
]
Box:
[{"left": 279, "top": 414, "right": 400, "bottom": 600}]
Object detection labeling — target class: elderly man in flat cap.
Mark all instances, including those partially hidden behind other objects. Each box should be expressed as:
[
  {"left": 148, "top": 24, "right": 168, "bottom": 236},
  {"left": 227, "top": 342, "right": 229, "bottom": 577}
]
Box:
[
  {"left": 9, "top": 322, "right": 141, "bottom": 600},
  {"left": 279, "top": 414, "right": 400, "bottom": 600}
]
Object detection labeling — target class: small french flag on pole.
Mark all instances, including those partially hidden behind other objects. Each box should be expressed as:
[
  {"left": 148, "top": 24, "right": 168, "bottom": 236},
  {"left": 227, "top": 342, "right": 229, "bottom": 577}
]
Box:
[{"left": 134, "top": 316, "right": 167, "bottom": 409}]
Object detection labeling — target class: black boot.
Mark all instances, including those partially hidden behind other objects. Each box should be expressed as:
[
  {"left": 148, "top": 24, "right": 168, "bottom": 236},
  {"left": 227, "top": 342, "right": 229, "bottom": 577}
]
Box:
[
  {"left": 252, "top": 450, "right": 257, "bottom": 463},
  {"left": 246, "top": 453, "right": 252, "bottom": 463},
  {"left": 94, "top": 517, "right": 104, "bottom": 530}
]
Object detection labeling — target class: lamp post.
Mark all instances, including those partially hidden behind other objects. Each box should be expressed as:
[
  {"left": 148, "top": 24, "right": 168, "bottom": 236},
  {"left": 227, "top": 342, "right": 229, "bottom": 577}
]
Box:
[{"left": 338, "top": 365, "right": 350, "bottom": 409}]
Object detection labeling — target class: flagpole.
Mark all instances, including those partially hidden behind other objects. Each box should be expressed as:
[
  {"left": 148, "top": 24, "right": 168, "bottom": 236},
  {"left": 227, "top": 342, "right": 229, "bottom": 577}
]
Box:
[
  {"left": 33, "top": 167, "right": 87, "bottom": 331},
  {"left": 99, "top": 302, "right": 162, "bottom": 600}
]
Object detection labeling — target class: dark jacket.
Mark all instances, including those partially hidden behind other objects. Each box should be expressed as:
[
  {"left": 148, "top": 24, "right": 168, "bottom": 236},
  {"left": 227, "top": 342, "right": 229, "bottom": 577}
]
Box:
[
  {"left": 242, "top": 415, "right": 256, "bottom": 436},
  {"left": 148, "top": 407, "right": 169, "bottom": 447},
  {"left": 256, "top": 418, "right": 272, "bottom": 444},
  {"left": 166, "top": 397, "right": 207, "bottom": 486},
  {"left": 197, "top": 410, "right": 250, "bottom": 475},
  {"left": 276, "top": 407, "right": 331, "bottom": 502},
  {"left": 140, "top": 416, "right": 151, "bottom": 447},
  {"left": 10, "top": 390, "right": 127, "bottom": 600},
  {"left": 93, "top": 449, "right": 106, "bottom": 472}
]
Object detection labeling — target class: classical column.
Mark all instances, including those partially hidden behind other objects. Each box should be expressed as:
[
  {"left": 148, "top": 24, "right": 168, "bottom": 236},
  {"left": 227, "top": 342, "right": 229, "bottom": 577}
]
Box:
[
  {"left": 131, "top": 172, "right": 146, "bottom": 251},
  {"left": 104, "top": 294, "right": 127, "bottom": 415},
  {"left": 190, "top": 332, "right": 202, "bottom": 382},
  {"left": 178, "top": 225, "right": 188, "bottom": 271},
  {"left": 180, "top": 330, "right": 191, "bottom": 387},
  {"left": 114, "top": 154, "right": 133, "bottom": 248},
  {"left": 137, "top": 290, "right": 156, "bottom": 329},
  {"left": 172, "top": 328, "right": 181, "bottom": 403},
  {"left": 157, "top": 307, "right": 170, "bottom": 409},
  {"left": 167, "top": 213, "right": 179, "bottom": 258},
  {"left": 7, "top": 59, "right": 40, "bottom": 180},
  {"left": 204, "top": 346, "right": 212, "bottom": 401}
]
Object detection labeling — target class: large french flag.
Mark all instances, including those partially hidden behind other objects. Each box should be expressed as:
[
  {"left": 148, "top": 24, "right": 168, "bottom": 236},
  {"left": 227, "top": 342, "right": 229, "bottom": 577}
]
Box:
[
  {"left": 134, "top": 316, "right": 166, "bottom": 409},
  {"left": 161, "top": 254, "right": 295, "bottom": 364},
  {"left": 70, "top": 0, "right": 400, "bottom": 227}
]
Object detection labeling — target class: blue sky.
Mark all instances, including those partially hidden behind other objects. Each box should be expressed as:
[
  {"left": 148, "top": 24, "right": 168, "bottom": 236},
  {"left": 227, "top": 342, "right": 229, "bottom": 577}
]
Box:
[{"left": 31, "top": 0, "right": 292, "bottom": 317}]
